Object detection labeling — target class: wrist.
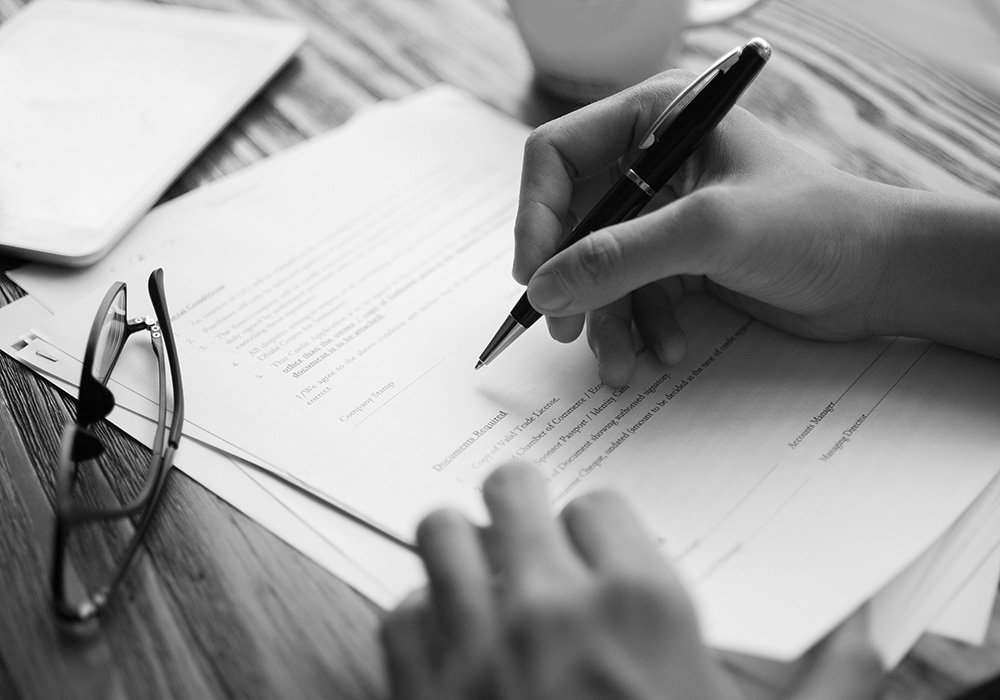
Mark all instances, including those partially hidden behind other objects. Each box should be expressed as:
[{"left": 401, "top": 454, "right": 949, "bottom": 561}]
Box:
[{"left": 876, "top": 188, "right": 1000, "bottom": 357}]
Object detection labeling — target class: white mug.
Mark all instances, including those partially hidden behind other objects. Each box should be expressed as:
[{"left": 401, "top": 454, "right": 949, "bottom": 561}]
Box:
[{"left": 508, "top": 0, "right": 764, "bottom": 103}]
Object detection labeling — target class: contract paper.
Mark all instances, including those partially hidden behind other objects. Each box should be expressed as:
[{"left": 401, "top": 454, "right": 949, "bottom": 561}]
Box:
[
  {"left": 7, "top": 291, "right": 998, "bottom": 660},
  {"left": 5, "top": 294, "right": 997, "bottom": 662},
  {"left": 16, "top": 87, "right": 1000, "bottom": 660},
  {"left": 0, "top": 296, "right": 422, "bottom": 609}
]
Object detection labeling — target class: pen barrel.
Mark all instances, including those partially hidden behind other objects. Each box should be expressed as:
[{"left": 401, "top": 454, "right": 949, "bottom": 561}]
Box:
[
  {"left": 512, "top": 293, "right": 542, "bottom": 327},
  {"left": 557, "top": 178, "right": 652, "bottom": 254},
  {"left": 554, "top": 47, "right": 767, "bottom": 256},
  {"left": 512, "top": 180, "right": 648, "bottom": 326},
  {"left": 634, "top": 51, "right": 767, "bottom": 189}
]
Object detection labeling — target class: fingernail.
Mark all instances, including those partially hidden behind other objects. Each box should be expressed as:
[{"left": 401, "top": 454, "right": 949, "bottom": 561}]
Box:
[
  {"left": 654, "top": 342, "right": 668, "bottom": 364},
  {"left": 528, "top": 272, "right": 572, "bottom": 312}
]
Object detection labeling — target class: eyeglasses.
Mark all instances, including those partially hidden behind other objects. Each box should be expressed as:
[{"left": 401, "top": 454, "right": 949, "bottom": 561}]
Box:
[{"left": 51, "top": 268, "right": 184, "bottom": 622}]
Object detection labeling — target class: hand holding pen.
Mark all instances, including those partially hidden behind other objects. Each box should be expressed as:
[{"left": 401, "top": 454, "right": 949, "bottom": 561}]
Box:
[
  {"left": 478, "top": 39, "right": 771, "bottom": 372},
  {"left": 481, "top": 38, "right": 961, "bottom": 388}
]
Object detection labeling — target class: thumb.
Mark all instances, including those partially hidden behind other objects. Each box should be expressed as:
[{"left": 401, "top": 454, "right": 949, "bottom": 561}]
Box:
[{"left": 524, "top": 189, "right": 731, "bottom": 317}]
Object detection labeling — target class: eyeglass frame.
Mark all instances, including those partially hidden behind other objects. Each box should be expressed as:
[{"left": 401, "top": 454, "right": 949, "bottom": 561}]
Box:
[{"left": 51, "top": 268, "right": 184, "bottom": 622}]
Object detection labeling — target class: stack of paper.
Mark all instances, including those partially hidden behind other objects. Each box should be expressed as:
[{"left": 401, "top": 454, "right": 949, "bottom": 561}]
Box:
[{"left": 3, "top": 87, "right": 998, "bottom": 684}]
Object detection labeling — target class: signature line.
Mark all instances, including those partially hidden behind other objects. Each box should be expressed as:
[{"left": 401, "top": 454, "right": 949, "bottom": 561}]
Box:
[{"left": 356, "top": 359, "right": 446, "bottom": 426}]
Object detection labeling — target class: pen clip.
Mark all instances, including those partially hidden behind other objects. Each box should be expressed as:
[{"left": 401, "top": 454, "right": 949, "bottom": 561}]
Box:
[{"left": 639, "top": 46, "right": 743, "bottom": 150}]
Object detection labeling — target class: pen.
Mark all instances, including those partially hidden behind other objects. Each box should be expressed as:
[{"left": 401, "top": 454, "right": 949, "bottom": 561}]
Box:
[{"left": 476, "top": 37, "right": 772, "bottom": 369}]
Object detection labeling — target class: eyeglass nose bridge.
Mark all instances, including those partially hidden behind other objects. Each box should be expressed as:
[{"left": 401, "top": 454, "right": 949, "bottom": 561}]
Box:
[
  {"left": 76, "top": 373, "right": 116, "bottom": 426},
  {"left": 69, "top": 427, "right": 105, "bottom": 463}
]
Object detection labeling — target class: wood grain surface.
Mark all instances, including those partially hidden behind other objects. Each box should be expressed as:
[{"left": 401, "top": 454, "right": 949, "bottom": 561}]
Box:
[{"left": 1, "top": 0, "right": 998, "bottom": 698}]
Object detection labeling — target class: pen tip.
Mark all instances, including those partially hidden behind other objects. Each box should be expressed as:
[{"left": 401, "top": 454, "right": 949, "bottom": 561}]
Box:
[{"left": 475, "top": 360, "right": 484, "bottom": 370}]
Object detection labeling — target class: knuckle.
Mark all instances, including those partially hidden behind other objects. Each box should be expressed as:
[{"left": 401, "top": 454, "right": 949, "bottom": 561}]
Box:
[
  {"left": 572, "top": 232, "right": 627, "bottom": 290},
  {"left": 524, "top": 129, "right": 549, "bottom": 155},
  {"left": 523, "top": 124, "right": 553, "bottom": 155},
  {"left": 681, "top": 187, "right": 742, "bottom": 250},
  {"left": 503, "top": 591, "right": 577, "bottom": 654},
  {"left": 522, "top": 125, "right": 562, "bottom": 177},
  {"left": 598, "top": 572, "right": 699, "bottom": 634},
  {"left": 584, "top": 308, "right": 629, "bottom": 354}
]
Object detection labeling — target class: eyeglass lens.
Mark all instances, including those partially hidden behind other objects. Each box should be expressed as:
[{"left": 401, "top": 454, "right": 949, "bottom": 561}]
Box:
[
  {"left": 54, "top": 282, "right": 165, "bottom": 621},
  {"left": 91, "top": 287, "right": 127, "bottom": 386},
  {"left": 58, "top": 472, "right": 143, "bottom": 618}
]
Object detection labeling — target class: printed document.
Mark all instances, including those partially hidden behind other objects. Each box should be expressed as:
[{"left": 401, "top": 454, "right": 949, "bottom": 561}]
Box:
[{"left": 17, "top": 87, "right": 1000, "bottom": 660}]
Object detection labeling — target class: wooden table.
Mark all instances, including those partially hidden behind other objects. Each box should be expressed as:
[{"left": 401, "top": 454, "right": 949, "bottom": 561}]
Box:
[{"left": 1, "top": 0, "right": 998, "bottom": 698}]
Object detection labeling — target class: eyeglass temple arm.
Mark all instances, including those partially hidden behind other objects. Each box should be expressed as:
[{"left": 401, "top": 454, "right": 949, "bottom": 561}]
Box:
[{"left": 147, "top": 269, "right": 184, "bottom": 446}]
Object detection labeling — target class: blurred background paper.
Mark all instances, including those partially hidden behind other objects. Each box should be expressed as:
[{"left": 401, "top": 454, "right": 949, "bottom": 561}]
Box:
[{"left": 0, "top": 0, "right": 304, "bottom": 265}]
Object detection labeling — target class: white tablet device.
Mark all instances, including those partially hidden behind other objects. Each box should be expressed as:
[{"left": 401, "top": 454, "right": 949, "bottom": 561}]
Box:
[{"left": 0, "top": 0, "right": 305, "bottom": 266}]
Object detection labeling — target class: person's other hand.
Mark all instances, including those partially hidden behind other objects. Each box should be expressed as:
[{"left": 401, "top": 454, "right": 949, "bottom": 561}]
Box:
[
  {"left": 513, "top": 71, "right": 910, "bottom": 387},
  {"left": 381, "top": 462, "right": 884, "bottom": 700}
]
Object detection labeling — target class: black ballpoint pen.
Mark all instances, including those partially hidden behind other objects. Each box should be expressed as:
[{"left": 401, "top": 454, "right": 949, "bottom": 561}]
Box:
[{"left": 476, "top": 37, "right": 772, "bottom": 369}]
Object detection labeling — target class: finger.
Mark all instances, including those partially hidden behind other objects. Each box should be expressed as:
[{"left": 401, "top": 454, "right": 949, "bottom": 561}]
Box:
[
  {"left": 586, "top": 296, "right": 636, "bottom": 388},
  {"left": 525, "top": 184, "right": 737, "bottom": 318},
  {"left": 416, "top": 509, "right": 496, "bottom": 650},
  {"left": 481, "top": 463, "right": 582, "bottom": 584},
  {"left": 513, "top": 78, "right": 684, "bottom": 284},
  {"left": 783, "top": 609, "right": 884, "bottom": 700},
  {"left": 381, "top": 590, "right": 446, "bottom": 700},
  {"left": 560, "top": 490, "right": 674, "bottom": 582},
  {"left": 634, "top": 282, "right": 687, "bottom": 366},
  {"left": 546, "top": 313, "right": 585, "bottom": 343}
]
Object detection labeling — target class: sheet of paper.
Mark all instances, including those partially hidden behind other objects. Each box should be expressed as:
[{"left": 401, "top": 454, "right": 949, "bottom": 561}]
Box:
[
  {"left": 930, "top": 544, "right": 1000, "bottom": 645},
  {"left": 0, "top": 296, "right": 424, "bottom": 610},
  {"left": 11, "top": 290, "right": 1000, "bottom": 658},
  {"left": 869, "top": 470, "right": 1000, "bottom": 664},
  {"left": 14, "top": 86, "right": 1000, "bottom": 660},
  {"left": 12, "top": 288, "right": 1000, "bottom": 657}
]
